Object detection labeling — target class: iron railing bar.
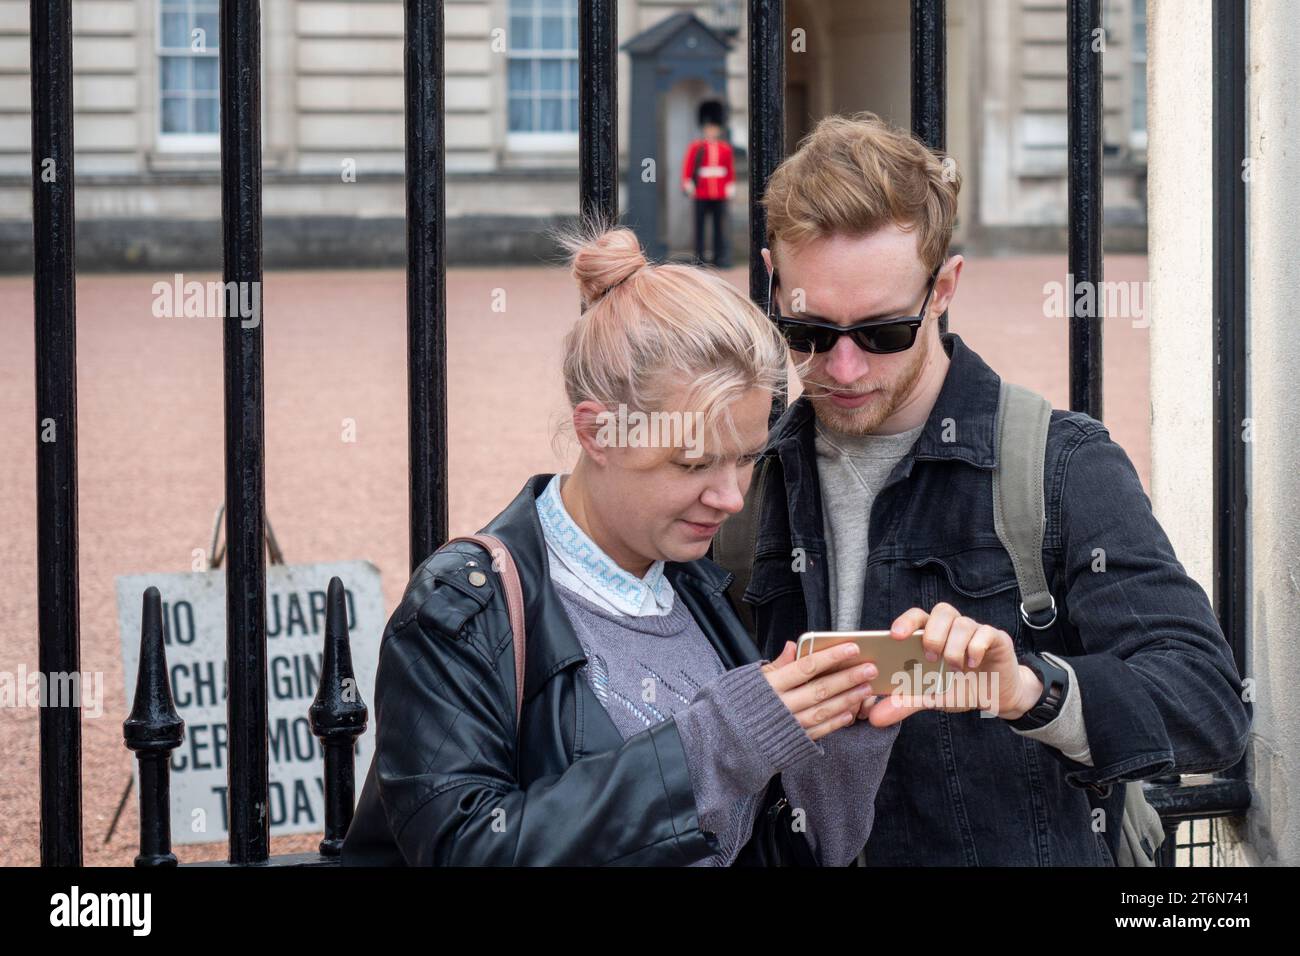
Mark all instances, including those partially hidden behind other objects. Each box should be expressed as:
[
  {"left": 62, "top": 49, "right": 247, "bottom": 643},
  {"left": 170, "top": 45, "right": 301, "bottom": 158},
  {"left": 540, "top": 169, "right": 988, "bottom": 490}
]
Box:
[
  {"left": 910, "top": 0, "right": 949, "bottom": 334},
  {"left": 1144, "top": 777, "right": 1252, "bottom": 822},
  {"left": 405, "top": 0, "right": 449, "bottom": 570},
  {"left": 1067, "top": 0, "right": 1104, "bottom": 420},
  {"left": 579, "top": 0, "right": 618, "bottom": 225},
  {"left": 749, "top": 0, "right": 785, "bottom": 424},
  {"left": 31, "top": 0, "right": 82, "bottom": 868},
  {"left": 220, "top": 0, "right": 270, "bottom": 865},
  {"left": 1211, "top": 0, "right": 1249, "bottom": 698}
]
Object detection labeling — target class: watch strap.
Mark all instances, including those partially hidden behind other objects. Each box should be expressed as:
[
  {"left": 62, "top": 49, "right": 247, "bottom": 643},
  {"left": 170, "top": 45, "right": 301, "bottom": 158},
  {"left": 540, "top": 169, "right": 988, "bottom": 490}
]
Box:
[{"left": 1008, "top": 652, "right": 1069, "bottom": 730}]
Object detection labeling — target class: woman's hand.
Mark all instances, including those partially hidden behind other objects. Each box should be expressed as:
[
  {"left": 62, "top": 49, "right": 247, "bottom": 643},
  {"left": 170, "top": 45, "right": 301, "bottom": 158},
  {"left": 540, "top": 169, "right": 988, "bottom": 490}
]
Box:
[{"left": 761, "top": 641, "right": 877, "bottom": 741}]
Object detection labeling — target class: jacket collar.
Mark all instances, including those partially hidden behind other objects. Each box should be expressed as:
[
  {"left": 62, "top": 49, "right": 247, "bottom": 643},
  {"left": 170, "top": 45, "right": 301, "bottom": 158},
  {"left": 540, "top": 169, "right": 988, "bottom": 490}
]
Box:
[
  {"left": 768, "top": 332, "right": 1002, "bottom": 470},
  {"left": 755, "top": 333, "right": 1003, "bottom": 627},
  {"left": 481, "top": 474, "right": 735, "bottom": 593},
  {"left": 534, "top": 473, "right": 675, "bottom": 615},
  {"left": 480, "top": 474, "right": 748, "bottom": 705}
]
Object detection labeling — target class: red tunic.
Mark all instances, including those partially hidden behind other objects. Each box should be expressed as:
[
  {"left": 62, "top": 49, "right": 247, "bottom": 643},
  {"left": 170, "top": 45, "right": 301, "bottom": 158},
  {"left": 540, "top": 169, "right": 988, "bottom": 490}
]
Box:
[{"left": 681, "top": 138, "right": 736, "bottom": 201}]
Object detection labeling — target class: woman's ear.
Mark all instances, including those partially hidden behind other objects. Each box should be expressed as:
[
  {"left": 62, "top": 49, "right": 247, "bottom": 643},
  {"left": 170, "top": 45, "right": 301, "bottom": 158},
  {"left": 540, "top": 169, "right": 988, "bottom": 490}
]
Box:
[{"left": 573, "top": 399, "right": 614, "bottom": 465}]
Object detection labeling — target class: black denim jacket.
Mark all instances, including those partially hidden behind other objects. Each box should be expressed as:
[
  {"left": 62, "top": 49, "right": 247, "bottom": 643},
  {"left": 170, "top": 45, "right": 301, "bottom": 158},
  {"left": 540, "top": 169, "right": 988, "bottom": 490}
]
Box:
[{"left": 741, "top": 333, "right": 1252, "bottom": 865}]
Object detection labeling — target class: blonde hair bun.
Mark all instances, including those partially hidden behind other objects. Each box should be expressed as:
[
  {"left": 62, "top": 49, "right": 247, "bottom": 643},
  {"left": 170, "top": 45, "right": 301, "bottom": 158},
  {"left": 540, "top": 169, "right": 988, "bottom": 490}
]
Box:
[
  {"left": 547, "top": 215, "right": 788, "bottom": 452},
  {"left": 561, "top": 224, "right": 648, "bottom": 309}
]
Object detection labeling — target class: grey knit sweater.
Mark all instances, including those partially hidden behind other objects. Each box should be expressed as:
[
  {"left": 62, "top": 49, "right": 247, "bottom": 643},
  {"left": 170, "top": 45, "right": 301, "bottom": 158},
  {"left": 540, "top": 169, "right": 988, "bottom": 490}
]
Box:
[{"left": 556, "top": 584, "right": 900, "bottom": 866}]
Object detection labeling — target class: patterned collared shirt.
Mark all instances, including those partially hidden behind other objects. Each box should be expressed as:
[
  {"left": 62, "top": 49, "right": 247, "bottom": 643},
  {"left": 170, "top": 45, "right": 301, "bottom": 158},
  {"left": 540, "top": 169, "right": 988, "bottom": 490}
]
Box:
[{"left": 535, "top": 473, "right": 675, "bottom": 617}]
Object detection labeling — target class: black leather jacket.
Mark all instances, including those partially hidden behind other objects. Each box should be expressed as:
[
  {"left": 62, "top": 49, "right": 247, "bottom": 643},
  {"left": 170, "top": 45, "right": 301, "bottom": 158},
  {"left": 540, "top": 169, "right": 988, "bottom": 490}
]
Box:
[{"left": 341, "top": 474, "right": 814, "bottom": 865}]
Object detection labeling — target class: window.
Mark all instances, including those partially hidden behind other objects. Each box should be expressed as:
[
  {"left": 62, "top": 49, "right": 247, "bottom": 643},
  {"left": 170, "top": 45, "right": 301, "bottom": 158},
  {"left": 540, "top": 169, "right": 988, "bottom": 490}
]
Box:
[
  {"left": 1131, "top": 0, "right": 1147, "bottom": 150},
  {"left": 507, "top": 0, "right": 579, "bottom": 149},
  {"left": 157, "top": 0, "right": 220, "bottom": 150}
]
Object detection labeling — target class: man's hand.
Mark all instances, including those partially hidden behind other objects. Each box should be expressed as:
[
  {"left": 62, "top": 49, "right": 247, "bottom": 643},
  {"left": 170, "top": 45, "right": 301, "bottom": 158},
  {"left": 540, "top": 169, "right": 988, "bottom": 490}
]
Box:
[
  {"left": 682, "top": 181, "right": 695, "bottom": 197},
  {"left": 724, "top": 182, "right": 736, "bottom": 200},
  {"left": 866, "top": 603, "right": 1044, "bottom": 728}
]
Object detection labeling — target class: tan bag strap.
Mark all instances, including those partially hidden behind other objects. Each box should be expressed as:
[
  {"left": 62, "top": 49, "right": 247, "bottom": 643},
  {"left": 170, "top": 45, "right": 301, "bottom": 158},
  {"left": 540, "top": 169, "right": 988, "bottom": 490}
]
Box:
[
  {"left": 990, "top": 383, "right": 1165, "bottom": 865},
  {"left": 992, "top": 380, "right": 1057, "bottom": 630},
  {"left": 444, "top": 534, "right": 526, "bottom": 737}
]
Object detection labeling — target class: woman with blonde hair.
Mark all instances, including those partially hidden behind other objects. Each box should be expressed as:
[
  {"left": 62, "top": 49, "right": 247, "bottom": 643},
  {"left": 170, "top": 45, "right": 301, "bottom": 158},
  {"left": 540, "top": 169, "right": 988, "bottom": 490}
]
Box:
[{"left": 342, "top": 223, "right": 899, "bottom": 866}]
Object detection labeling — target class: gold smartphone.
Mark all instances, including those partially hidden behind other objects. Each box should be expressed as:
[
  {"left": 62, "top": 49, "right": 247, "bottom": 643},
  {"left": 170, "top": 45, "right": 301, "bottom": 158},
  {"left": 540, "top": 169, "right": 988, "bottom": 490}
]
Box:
[{"left": 795, "top": 630, "right": 946, "bottom": 694}]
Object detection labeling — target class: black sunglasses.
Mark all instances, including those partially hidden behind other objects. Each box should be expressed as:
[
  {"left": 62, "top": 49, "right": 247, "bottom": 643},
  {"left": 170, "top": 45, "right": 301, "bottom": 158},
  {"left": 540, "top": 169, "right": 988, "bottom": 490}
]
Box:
[{"left": 766, "top": 266, "right": 940, "bottom": 354}]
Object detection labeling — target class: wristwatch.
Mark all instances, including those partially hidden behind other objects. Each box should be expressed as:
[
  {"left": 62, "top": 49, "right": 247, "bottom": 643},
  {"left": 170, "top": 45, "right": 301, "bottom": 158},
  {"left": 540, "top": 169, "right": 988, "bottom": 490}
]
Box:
[{"left": 1007, "top": 652, "right": 1070, "bottom": 730}]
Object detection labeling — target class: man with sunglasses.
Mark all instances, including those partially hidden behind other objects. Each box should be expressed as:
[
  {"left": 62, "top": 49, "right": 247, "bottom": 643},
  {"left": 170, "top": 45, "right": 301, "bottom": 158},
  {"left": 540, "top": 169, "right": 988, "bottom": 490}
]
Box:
[{"left": 717, "top": 111, "right": 1250, "bottom": 865}]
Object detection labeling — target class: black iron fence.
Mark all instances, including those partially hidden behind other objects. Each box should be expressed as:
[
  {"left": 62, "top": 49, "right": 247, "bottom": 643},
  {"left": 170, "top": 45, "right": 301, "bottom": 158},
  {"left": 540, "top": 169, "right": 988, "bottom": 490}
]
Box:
[{"left": 29, "top": 0, "right": 1250, "bottom": 867}]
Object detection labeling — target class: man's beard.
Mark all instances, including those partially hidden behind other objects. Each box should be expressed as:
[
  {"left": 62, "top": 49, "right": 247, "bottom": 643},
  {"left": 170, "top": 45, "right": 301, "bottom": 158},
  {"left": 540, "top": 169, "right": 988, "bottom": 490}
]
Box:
[{"left": 804, "top": 343, "right": 928, "bottom": 436}]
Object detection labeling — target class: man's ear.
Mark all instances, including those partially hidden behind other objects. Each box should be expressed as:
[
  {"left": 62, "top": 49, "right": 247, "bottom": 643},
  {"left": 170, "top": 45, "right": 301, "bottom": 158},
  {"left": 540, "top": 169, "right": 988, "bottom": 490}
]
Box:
[
  {"left": 930, "top": 254, "right": 964, "bottom": 318},
  {"left": 573, "top": 399, "right": 614, "bottom": 465},
  {"left": 760, "top": 247, "right": 773, "bottom": 275}
]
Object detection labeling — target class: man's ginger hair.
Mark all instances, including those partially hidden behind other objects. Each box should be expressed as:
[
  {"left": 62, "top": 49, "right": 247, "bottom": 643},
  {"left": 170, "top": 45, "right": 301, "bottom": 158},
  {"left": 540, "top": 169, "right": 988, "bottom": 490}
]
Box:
[{"left": 762, "top": 111, "right": 960, "bottom": 274}]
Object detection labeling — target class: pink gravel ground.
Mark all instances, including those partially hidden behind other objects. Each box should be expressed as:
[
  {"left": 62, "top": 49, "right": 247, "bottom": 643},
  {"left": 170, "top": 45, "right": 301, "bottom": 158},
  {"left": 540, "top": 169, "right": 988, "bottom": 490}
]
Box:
[{"left": 0, "top": 256, "right": 1150, "bottom": 865}]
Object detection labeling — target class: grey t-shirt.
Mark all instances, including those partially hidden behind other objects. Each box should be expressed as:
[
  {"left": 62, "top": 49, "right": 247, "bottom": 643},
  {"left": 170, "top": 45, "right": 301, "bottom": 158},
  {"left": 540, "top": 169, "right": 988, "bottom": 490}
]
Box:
[
  {"left": 815, "top": 420, "right": 926, "bottom": 631},
  {"left": 814, "top": 419, "right": 1092, "bottom": 760}
]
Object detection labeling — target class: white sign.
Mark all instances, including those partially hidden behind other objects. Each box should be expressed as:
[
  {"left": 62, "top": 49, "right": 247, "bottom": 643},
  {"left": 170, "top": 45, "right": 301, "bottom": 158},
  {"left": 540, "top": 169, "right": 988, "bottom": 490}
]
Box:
[{"left": 116, "top": 560, "right": 383, "bottom": 845}]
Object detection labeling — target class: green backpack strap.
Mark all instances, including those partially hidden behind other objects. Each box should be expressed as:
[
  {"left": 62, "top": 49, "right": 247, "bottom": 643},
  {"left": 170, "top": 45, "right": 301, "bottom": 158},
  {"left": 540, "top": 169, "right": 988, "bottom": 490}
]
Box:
[
  {"left": 991, "top": 380, "right": 1058, "bottom": 631},
  {"left": 712, "top": 456, "right": 771, "bottom": 641},
  {"left": 1115, "top": 781, "right": 1165, "bottom": 866},
  {"left": 991, "top": 379, "right": 1163, "bottom": 866}
]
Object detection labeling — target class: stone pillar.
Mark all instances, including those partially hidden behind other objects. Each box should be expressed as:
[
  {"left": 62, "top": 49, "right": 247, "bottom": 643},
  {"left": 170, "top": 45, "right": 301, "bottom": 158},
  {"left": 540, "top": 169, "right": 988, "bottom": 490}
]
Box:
[
  {"left": 1150, "top": 0, "right": 1300, "bottom": 866},
  {"left": 1235, "top": 0, "right": 1300, "bottom": 866}
]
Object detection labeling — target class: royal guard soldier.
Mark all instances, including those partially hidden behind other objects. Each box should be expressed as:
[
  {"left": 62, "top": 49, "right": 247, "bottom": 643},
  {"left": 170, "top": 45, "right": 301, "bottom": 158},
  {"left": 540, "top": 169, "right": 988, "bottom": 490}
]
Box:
[{"left": 681, "top": 99, "right": 736, "bottom": 268}]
